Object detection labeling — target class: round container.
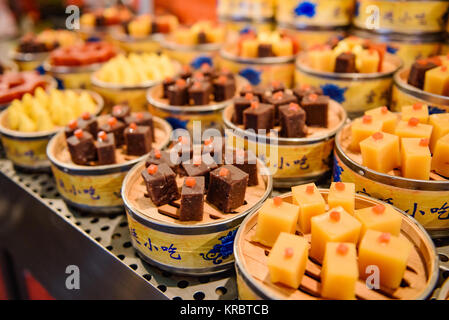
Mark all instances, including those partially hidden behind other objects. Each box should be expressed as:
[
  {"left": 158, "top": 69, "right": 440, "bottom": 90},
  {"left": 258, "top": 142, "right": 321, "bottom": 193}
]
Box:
[
  {"left": 122, "top": 158, "right": 272, "bottom": 276},
  {"left": 0, "top": 90, "right": 103, "bottom": 172},
  {"left": 353, "top": 0, "right": 449, "bottom": 35},
  {"left": 219, "top": 18, "right": 274, "bottom": 34},
  {"left": 219, "top": 45, "right": 297, "bottom": 88},
  {"left": 391, "top": 66, "right": 449, "bottom": 113},
  {"left": 350, "top": 28, "right": 442, "bottom": 67},
  {"left": 234, "top": 191, "right": 439, "bottom": 300},
  {"left": 0, "top": 74, "right": 57, "bottom": 111},
  {"left": 438, "top": 278, "right": 449, "bottom": 300},
  {"left": 279, "top": 26, "right": 348, "bottom": 50},
  {"left": 77, "top": 25, "right": 120, "bottom": 41},
  {"left": 219, "top": 0, "right": 275, "bottom": 22},
  {"left": 334, "top": 123, "right": 449, "bottom": 237},
  {"left": 161, "top": 38, "right": 222, "bottom": 67},
  {"left": 223, "top": 100, "right": 347, "bottom": 188},
  {"left": 295, "top": 52, "right": 402, "bottom": 118},
  {"left": 276, "top": 0, "right": 354, "bottom": 28},
  {"left": 46, "top": 115, "right": 172, "bottom": 213},
  {"left": 147, "top": 78, "right": 246, "bottom": 132},
  {"left": 43, "top": 60, "right": 106, "bottom": 90},
  {"left": 10, "top": 51, "right": 49, "bottom": 72},
  {"left": 110, "top": 33, "right": 163, "bottom": 54}
]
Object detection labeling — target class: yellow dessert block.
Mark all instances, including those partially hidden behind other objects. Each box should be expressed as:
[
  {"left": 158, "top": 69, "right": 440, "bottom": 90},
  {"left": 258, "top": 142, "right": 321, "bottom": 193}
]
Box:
[
  {"left": 423, "top": 65, "right": 449, "bottom": 96},
  {"left": 173, "top": 28, "right": 196, "bottom": 45},
  {"left": 358, "top": 230, "right": 412, "bottom": 289},
  {"left": 365, "top": 106, "right": 397, "bottom": 134},
  {"left": 394, "top": 119, "right": 433, "bottom": 141},
  {"left": 328, "top": 182, "right": 355, "bottom": 215},
  {"left": 354, "top": 204, "right": 402, "bottom": 238},
  {"left": 309, "top": 48, "right": 335, "bottom": 72},
  {"left": 128, "top": 19, "right": 151, "bottom": 37},
  {"left": 273, "top": 39, "right": 293, "bottom": 57},
  {"left": 350, "top": 116, "right": 383, "bottom": 151},
  {"left": 207, "top": 26, "right": 225, "bottom": 43},
  {"left": 401, "top": 103, "right": 429, "bottom": 124},
  {"left": 310, "top": 207, "right": 361, "bottom": 263},
  {"left": 291, "top": 183, "right": 326, "bottom": 233},
  {"left": 429, "top": 113, "right": 449, "bottom": 152},
  {"left": 401, "top": 138, "right": 431, "bottom": 180},
  {"left": 253, "top": 197, "right": 300, "bottom": 247},
  {"left": 240, "top": 39, "right": 259, "bottom": 58},
  {"left": 357, "top": 49, "right": 380, "bottom": 73},
  {"left": 321, "top": 242, "right": 358, "bottom": 300},
  {"left": 432, "top": 133, "right": 449, "bottom": 177},
  {"left": 267, "top": 232, "right": 308, "bottom": 289},
  {"left": 360, "top": 132, "right": 401, "bottom": 173}
]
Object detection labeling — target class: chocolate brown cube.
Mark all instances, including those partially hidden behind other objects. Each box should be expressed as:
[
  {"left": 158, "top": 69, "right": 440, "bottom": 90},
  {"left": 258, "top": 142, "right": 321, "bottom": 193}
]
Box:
[
  {"left": 263, "top": 91, "right": 297, "bottom": 123},
  {"left": 243, "top": 102, "right": 275, "bottom": 131},
  {"left": 111, "top": 104, "right": 131, "bottom": 122},
  {"left": 181, "top": 157, "right": 218, "bottom": 187},
  {"left": 279, "top": 103, "right": 307, "bottom": 138},
  {"left": 233, "top": 94, "right": 259, "bottom": 125},
  {"left": 145, "top": 149, "right": 179, "bottom": 171},
  {"left": 301, "top": 94, "right": 329, "bottom": 127},
  {"left": 213, "top": 76, "right": 236, "bottom": 102},
  {"left": 167, "top": 79, "right": 189, "bottom": 105},
  {"left": 95, "top": 132, "right": 116, "bottom": 165},
  {"left": 225, "top": 149, "right": 259, "bottom": 186},
  {"left": 206, "top": 165, "right": 249, "bottom": 212},
  {"left": 124, "top": 124, "right": 152, "bottom": 156},
  {"left": 99, "top": 117, "right": 126, "bottom": 147},
  {"left": 180, "top": 176, "right": 205, "bottom": 221},
  {"left": 293, "top": 84, "right": 323, "bottom": 102},
  {"left": 188, "top": 81, "right": 212, "bottom": 105},
  {"left": 67, "top": 131, "right": 96, "bottom": 165},
  {"left": 141, "top": 163, "right": 180, "bottom": 206},
  {"left": 334, "top": 52, "right": 356, "bottom": 73},
  {"left": 124, "top": 112, "right": 154, "bottom": 142},
  {"left": 408, "top": 60, "right": 439, "bottom": 89},
  {"left": 78, "top": 113, "right": 98, "bottom": 137},
  {"left": 240, "top": 84, "right": 266, "bottom": 100},
  {"left": 162, "top": 76, "right": 176, "bottom": 98},
  {"left": 258, "top": 43, "right": 274, "bottom": 58}
]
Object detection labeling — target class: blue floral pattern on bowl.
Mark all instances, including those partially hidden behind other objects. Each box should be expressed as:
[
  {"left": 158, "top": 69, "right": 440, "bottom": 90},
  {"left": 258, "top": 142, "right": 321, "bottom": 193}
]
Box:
[
  {"left": 333, "top": 154, "right": 344, "bottom": 182},
  {"left": 294, "top": 1, "right": 317, "bottom": 18},
  {"left": 199, "top": 229, "right": 237, "bottom": 265},
  {"left": 239, "top": 68, "right": 262, "bottom": 85},
  {"left": 191, "top": 56, "right": 213, "bottom": 69},
  {"left": 321, "top": 83, "right": 347, "bottom": 103}
]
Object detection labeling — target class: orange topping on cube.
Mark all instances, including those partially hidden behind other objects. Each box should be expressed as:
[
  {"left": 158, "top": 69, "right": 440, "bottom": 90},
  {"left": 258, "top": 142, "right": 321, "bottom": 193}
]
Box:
[
  {"left": 381, "top": 106, "right": 388, "bottom": 114},
  {"left": 413, "top": 103, "right": 423, "bottom": 110},
  {"left": 250, "top": 101, "right": 259, "bottom": 109},
  {"left": 284, "top": 247, "right": 294, "bottom": 258},
  {"left": 335, "top": 182, "right": 345, "bottom": 191},
  {"left": 97, "top": 131, "right": 107, "bottom": 141},
  {"left": 301, "top": 84, "right": 311, "bottom": 90},
  {"left": 372, "top": 204, "right": 386, "bottom": 215},
  {"left": 273, "top": 196, "right": 283, "bottom": 206},
  {"left": 306, "top": 185, "right": 315, "bottom": 194},
  {"left": 378, "top": 232, "right": 391, "bottom": 244},
  {"left": 408, "top": 117, "right": 419, "bottom": 127},
  {"left": 68, "top": 119, "right": 78, "bottom": 130},
  {"left": 185, "top": 177, "right": 196, "bottom": 188},
  {"left": 362, "top": 115, "right": 372, "bottom": 124},
  {"left": 330, "top": 210, "right": 341, "bottom": 222},
  {"left": 244, "top": 93, "right": 254, "bottom": 100},
  {"left": 81, "top": 112, "right": 91, "bottom": 120},
  {"left": 372, "top": 132, "right": 384, "bottom": 140},
  {"left": 204, "top": 138, "right": 213, "bottom": 145},
  {"left": 201, "top": 63, "right": 211, "bottom": 70},
  {"left": 271, "top": 80, "right": 280, "bottom": 87},
  {"left": 417, "top": 59, "right": 427, "bottom": 65},
  {"left": 164, "top": 76, "right": 172, "bottom": 82},
  {"left": 219, "top": 167, "right": 229, "bottom": 177},
  {"left": 308, "top": 93, "right": 318, "bottom": 101},
  {"left": 182, "top": 65, "right": 190, "bottom": 72},
  {"left": 244, "top": 84, "right": 252, "bottom": 91},
  {"left": 147, "top": 164, "right": 158, "bottom": 175},
  {"left": 336, "top": 243, "right": 348, "bottom": 256},
  {"left": 192, "top": 81, "right": 201, "bottom": 89},
  {"left": 273, "top": 91, "right": 284, "bottom": 100},
  {"left": 154, "top": 149, "right": 161, "bottom": 159},
  {"left": 108, "top": 117, "right": 117, "bottom": 127},
  {"left": 136, "top": 112, "right": 144, "bottom": 120},
  {"left": 442, "top": 66, "right": 448, "bottom": 72},
  {"left": 129, "top": 122, "right": 137, "bottom": 130},
  {"left": 217, "top": 75, "right": 227, "bottom": 84},
  {"left": 419, "top": 138, "right": 429, "bottom": 147},
  {"left": 176, "top": 78, "right": 186, "bottom": 87},
  {"left": 112, "top": 105, "right": 121, "bottom": 113},
  {"left": 74, "top": 129, "right": 83, "bottom": 139},
  {"left": 289, "top": 103, "right": 300, "bottom": 111},
  {"left": 193, "top": 72, "right": 204, "bottom": 80}
]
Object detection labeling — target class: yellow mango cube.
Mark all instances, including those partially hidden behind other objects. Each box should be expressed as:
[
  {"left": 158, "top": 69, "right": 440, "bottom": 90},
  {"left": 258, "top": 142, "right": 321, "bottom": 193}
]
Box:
[
  {"left": 174, "top": 28, "right": 196, "bottom": 45},
  {"left": 401, "top": 103, "right": 429, "bottom": 124},
  {"left": 207, "top": 26, "right": 226, "bottom": 43},
  {"left": 291, "top": 183, "right": 326, "bottom": 233},
  {"left": 128, "top": 19, "right": 151, "bottom": 37},
  {"left": 321, "top": 242, "right": 358, "bottom": 300},
  {"left": 350, "top": 116, "right": 383, "bottom": 151},
  {"left": 328, "top": 182, "right": 355, "bottom": 215},
  {"left": 273, "top": 39, "right": 293, "bottom": 57},
  {"left": 358, "top": 230, "right": 412, "bottom": 289},
  {"left": 394, "top": 119, "right": 433, "bottom": 141},
  {"left": 429, "top": 113, "right": 449, "bottom": 152},
  {"left": 267, "top": 232, "right": 308, "bottom": 289},
  {"left": 241, "top": 39, "right": 259, "bottom": 58},
  {"left": 354, "top": 204, "right": 402, "bottom": 238},
  {"left": 357, "top": 49, "right": 380, "bottom": 73},
  {"left": 360, "top": 131, "right": 401, "bottom": 173},
  {"left": 309, "top": 48, "right": 335, "bottom": 72},
  {"left": 432, "top": 133, "right": 449, "bottom": 177},
  {"left": 401, "top": 138, "right": 431, "bottom": 180},
  {"left": 253, "top": 197, "right": 300, "bottom": 247},
  {"left": 310, "top": 207, "right": 361, "bottom": 263},
  {"left": 365, "top": 106, "right": 397, "bottom": 134},
  {"left": 423, "top": 65, "right": 449, "bottom": 96}
]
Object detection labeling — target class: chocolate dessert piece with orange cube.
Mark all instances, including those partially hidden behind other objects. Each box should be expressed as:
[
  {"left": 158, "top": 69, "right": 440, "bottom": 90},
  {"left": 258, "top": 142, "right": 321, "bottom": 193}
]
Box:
[
  {"left": 188, "top": 80, "right": 212, "bottom": 105},
  {"left": 233, "top": 93, "right": 259, "bottom": 125},
  {"left": 239, "top": 84, "right": 266, "bottom": 100},
  {"left": 162, "top": 76, "right": 176, "bottom": 98},
  {"left": 179, "top": 176, "right": 205, "bottom": 221},
  {"left": 95, "top": 131, "right": 116, "bottom": 165},
  {"left": 263, "top": 90, "right": 297, "bottom": 123},
  {"left": 141, "top": 163, "right": 180, "bottom": 206},
  {"left": 99, "top": 117, "right": 126, "bottom": 147},
  {"left": 124, "top": 112, "right": 154, "bottom": 141},
  {"left": 124, "top": 123, "right": 152, "bottom": 156},
  {"left": 266, "top": 80, "right": 285, "bottom": 94},
  {"left": 213, "top": 75, "right": 236, "bottom": 102},
  {"left": 181, "top": 155, "right": 218, "bottom": 187},
  {"left": 78, "top": 112, "right": 98, "bottom": 137},
  {"left": 243, "top": 101, "right": 275, "bottom": 131},
  {"left": 111, "top": 104, "right": 131, "bottom": 122},
  {"left": 145, "top": 148, "right": 178, "bottom": 171},
  {"left": 226, "top": 149, "right": 259, "bottom": 186},
  {"left": 206, "top": 165, "right": 249, "bottom": 212},
  {"left": 279, "top": 103, "right": 307, "bottom": 138},
  {"left": 67, "top": 129, "right": 97, "bottom": 165},
  {"left": 334, "top": 52, "right": 357, "bottom": 73},
  {"left": 167, "top": 78, "right": 189, "bottom": 105},
  {"left": 293, "top": 84, "right": 323, "bottom": 102},
  {"left": 65, "top": 119, "right": 80, "bottom": 139},
  {"left": 407, "top": 59, "right": 439, "bottom": 89},
  {"left": 301, "top": 93, "right": 329, "bottom": 127}
]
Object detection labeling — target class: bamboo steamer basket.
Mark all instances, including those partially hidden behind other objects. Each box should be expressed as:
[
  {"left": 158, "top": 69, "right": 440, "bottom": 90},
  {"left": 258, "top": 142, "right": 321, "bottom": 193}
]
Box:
[
  {"left": 234, "top": 191, "right": 439, "bottom": 300},
  {"left": 122, "top": 158, "right": 273, "bottom": 276}
]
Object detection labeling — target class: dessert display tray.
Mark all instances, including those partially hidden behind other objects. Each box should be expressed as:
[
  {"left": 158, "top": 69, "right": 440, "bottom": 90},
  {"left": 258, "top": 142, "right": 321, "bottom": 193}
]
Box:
[
  {"left": 0, "top": 157, "right": 448, "bottom": 300},
  {"left": 234, "top": 191, "right": 439, "bottom": 300}
]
